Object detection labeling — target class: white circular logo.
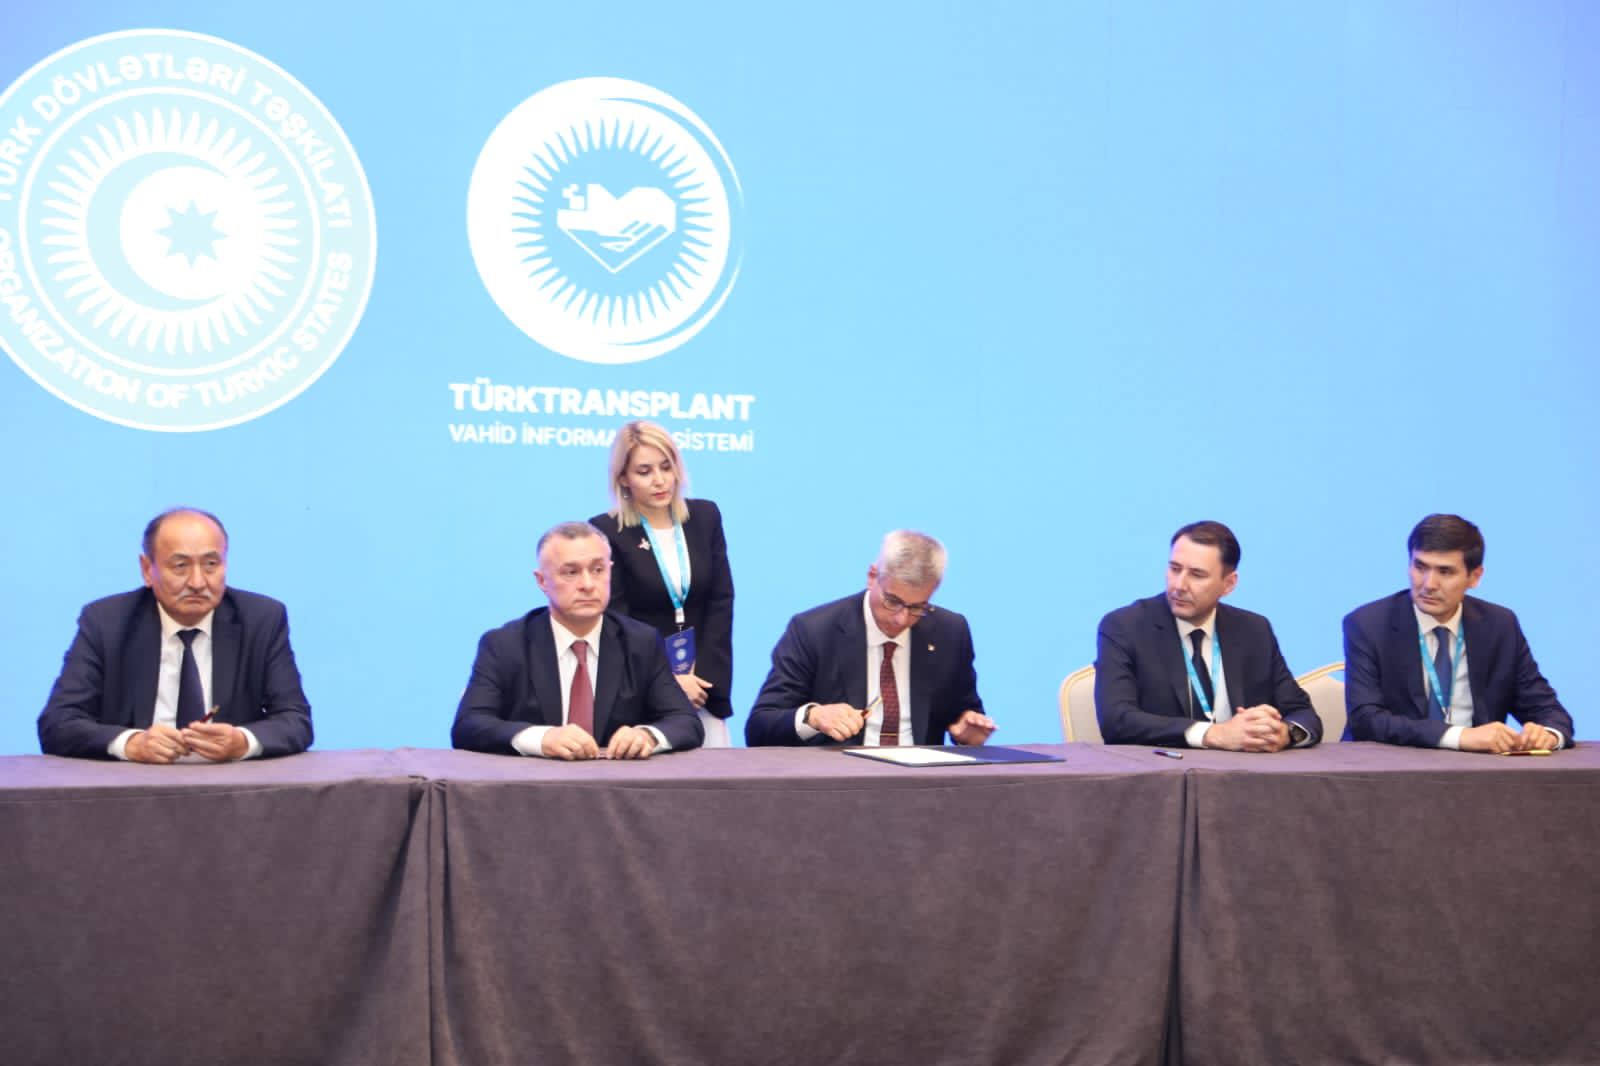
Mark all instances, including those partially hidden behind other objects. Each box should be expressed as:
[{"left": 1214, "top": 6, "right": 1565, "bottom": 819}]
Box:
[
  {"left": 0, "top": 30, "right": 376, "bottom": 431},
  {"left": 467, "top": 78, "right": 742, "bottom": 365}
]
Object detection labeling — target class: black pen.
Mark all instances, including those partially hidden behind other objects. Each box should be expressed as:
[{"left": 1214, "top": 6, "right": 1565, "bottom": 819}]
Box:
[{"left": 1152, "top": 749, "right": 1184, "bottom": 760}]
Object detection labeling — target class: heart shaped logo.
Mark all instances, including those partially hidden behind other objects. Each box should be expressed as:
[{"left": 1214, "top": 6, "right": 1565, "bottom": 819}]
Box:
[
  {"left": 558, "top": 183, "right": 676, "bottom": 274},
  {"left": 468, "top": 78, "right": 743, "bottom": 364}
]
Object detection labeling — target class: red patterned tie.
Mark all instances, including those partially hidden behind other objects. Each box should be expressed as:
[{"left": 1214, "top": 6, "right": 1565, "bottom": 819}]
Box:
[
  {"left": 569, "top": 639, "right": 594, "bottom": 735},
  {"left": 878, "top": 641, "right": 901, "bottom": 746}
]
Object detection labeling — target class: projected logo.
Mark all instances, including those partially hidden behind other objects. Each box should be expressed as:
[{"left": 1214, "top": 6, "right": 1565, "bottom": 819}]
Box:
[
  {"left": 468, "top": 78, "right": 742, "bottom": 365},
  {"left": 0, "top": 30, "right": 375, "bottom": 431}
]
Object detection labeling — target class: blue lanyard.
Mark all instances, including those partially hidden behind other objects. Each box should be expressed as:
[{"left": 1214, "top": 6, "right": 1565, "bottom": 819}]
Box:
[
  {"left": 1180, "top": 627, "right": 1221, "bottom": 721},
  {"left": 1416, "top": 623, "right": 1465, "bottom": 715},
  {"left": 640, "top": 520, "right": 690, "bottom": 627}
]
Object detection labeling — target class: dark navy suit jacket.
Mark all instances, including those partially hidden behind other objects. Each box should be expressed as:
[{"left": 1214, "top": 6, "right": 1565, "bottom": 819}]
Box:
[
  {"left": 744, "top": 592, "right": 984, "bottom": 746},
  {"left": 37, "top": 587, "right": 314, "bottom": 759},
  {"left": 1343, "top": 591, "right": 1574, "bottom": 747},
  {"left": 451, "top": 607, "right": 704, "bottom": 753},
  {"left": 590, "top": 498, "right": 735, "bottom": 719},
  {"left": 1095, "top": 594, "right": 1321, "bottom": 747}
]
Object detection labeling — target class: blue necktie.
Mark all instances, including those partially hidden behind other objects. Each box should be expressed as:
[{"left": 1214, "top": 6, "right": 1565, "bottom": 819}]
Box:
[
  {"left": 1429, "top": 625, "right": 1453, "bottom": 721},
  {"left": 176, "top": 629, "right": 205, "bottom": 727}
]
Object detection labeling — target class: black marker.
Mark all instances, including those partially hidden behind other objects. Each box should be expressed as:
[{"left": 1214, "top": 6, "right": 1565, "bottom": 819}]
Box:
[{"left": 1152, "top": 749, "right": 1184, "bottom": 760}]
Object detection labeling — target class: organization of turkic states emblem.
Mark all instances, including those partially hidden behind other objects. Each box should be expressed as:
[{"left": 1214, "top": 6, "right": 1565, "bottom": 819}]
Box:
[
  {"left": 0, "top": 30, "right": 375, "bottom": 431},
  {"left": 467, "top": 77, "right": 742, "bottom": 365}
]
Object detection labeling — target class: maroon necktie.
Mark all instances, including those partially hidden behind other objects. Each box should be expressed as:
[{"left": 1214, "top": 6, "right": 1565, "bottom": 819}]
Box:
[
  {"left": 878, "top": 642, "right": 901, "bottom": 746},
  {"left": 569, "top": 639, "right": 594, "bottom": 735}
]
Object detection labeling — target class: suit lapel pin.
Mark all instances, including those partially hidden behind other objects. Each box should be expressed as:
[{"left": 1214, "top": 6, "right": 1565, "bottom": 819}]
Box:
[
  {"left": 639, "top": 538, "right": 650, "bottom": 551},
  {"left": 927, "top": 643, "right": 935, "bottom": 652}
]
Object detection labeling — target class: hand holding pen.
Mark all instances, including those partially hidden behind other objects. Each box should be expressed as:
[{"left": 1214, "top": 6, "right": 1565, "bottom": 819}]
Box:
[
  {"left": 126, "top": 706, "right": 224, "bottom": 763},
  {"left": 803, "top": 696, "right": 880, "bottom": 742},
  {"left": 183, "top": 707, "right": 250, "bottom": 762}
]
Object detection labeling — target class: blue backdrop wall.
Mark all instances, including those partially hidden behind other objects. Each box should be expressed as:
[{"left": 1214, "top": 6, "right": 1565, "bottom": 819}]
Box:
[{"left": 3, "top": 1, "right": 1595, "bottom": 754}]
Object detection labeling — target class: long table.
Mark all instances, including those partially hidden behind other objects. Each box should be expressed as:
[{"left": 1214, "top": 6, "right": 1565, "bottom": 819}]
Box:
[
  {"left": 0, "top": 751, "right": 431, "bottom": 1066},
  {"left": 2, "top": 743, "right": 1596, "bottom": 1065},
  {"left": 408, "top": 745, "right": 1184, "bottom": 1066},
  {"left": 1165, "top": 743, "right": 1600, "bottom": 1065}
]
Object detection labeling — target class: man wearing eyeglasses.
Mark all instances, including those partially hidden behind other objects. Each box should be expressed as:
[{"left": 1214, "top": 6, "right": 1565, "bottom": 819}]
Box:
[
  {"left": 452, "top": 520, "right": 704, "bottom": 759},
  {"left": 745, "top": 530, "right": 995, "bottom": 747},
  {"left": 1095, "top": 520, "right": 1322, "bottom": 750}
]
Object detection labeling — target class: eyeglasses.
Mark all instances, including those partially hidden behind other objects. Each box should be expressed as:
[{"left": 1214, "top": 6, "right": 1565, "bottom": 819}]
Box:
[{"left": 880, "top": 590, "right": 934, "bottom": 618}]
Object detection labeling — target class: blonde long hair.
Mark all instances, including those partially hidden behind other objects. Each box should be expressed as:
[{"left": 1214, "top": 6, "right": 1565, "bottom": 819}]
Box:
[{"left": 608, "top": 420, "right": 691, "bottom": 528}]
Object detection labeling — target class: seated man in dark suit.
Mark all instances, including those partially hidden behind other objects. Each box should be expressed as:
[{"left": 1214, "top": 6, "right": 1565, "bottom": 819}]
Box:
[
  {"left": 452, "top": 521, "right": 703, "bottom": 759},
  {"left": 38, "top": 508, "right": 313, "bottom": 762},
  {"left": 1096, "top": 520, "right": 1321, "bottom": 750},
  {"left": 745, "top": 530, "right": 996, "bottom": 747},
  {"left": 1344, "top": 513, "right": 1573, "bottom": 752}
]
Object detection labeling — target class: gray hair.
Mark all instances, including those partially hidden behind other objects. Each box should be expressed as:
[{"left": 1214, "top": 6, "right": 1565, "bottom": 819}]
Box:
[
  {"left": 876, "top": 530, "right": 947, "bottom": 586},
  {"left": 536, "top": 521, "right": 609, "bottom": 562}
]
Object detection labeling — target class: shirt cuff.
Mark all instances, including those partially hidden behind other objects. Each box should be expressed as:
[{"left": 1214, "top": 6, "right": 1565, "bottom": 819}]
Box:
[
  {"left": 1541, "top": 727, "right": 1567, "bottom": 750},
  {"left": 644, "top": 725, "right": 670, "bottom": 754},
  {"left": 795, "top": 704, "right": 820, "bottom": 741},
  {"left": 1289, "top": 721, "right": 1312, "bottom": 748},
  {"left": 1184, "top": 721, "right": 1210, "bottom": 749},
  {"left": 512, "top": 725, "right": 552, "bottom": 757},
  {"left": 238, "top": 727, "right": 263, "bottom": 760},
  {"left": 108, "top": 729, "right": 137, "bottom": 760},
  {"left": 1439, "top": 725, "right": 1465, "bottom": 751}
]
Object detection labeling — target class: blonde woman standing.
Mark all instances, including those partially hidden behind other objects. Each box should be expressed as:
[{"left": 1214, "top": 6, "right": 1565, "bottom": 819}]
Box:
[{"left": 591, "top": 421, "right": 735, "bottom": 746}]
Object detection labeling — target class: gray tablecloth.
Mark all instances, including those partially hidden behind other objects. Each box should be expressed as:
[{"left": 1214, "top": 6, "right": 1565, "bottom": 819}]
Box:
[
  {"left": 0, "top": 751, "right": 432, "bottom": 1066},
  {"left": 400, "top": 745, "right": 1186, "bottom": 1066},
  {"left": 6, "top": 742, "right": 1595, "bottom": 1065},
  {"left": 1172, "top": 741, "right": 1600, "bottom": 1065}
]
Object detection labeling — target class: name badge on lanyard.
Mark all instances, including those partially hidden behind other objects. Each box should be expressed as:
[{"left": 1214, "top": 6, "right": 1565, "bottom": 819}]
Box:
[
  {"left": 642, "top": 520, "right": 691, "bottom": 628},
  {"left": 1181, "top": 629, "right": 1221, "bottom": 721}
]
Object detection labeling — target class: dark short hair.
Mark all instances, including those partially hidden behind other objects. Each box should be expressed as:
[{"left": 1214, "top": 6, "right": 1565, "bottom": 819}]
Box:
[
  {"left": 142, "top": 508, "right": 229, "bottom": 559},
  {"left": 1407, "top": 514, "right": 1484, "bottom": 571},
  {"left": 1171, "top": 520, "right": 1241, "bottom": 574}
]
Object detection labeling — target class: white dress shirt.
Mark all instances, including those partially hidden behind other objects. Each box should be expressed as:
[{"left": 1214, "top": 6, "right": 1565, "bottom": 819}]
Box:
[
  {"left": 1176, "top": 613, "right": 1230, "bottom": 749},
  {"left": 1415, "top": 604, "right": 1472, "bottom": 751},
  {"left": 1414, "top": 604, "right": 1565, "bottom": 751},
  {"left": 109, "top": 603, "right": 263, "bottom": 760},
  {"left": 511, "top": 616, "right": 668, "bottom": 757},
  {"left": 643, "top": 520, "right": 692, "bottom": 605},
  {"left": 794, "top": 593, "right": 914, "bottom": 745}
]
